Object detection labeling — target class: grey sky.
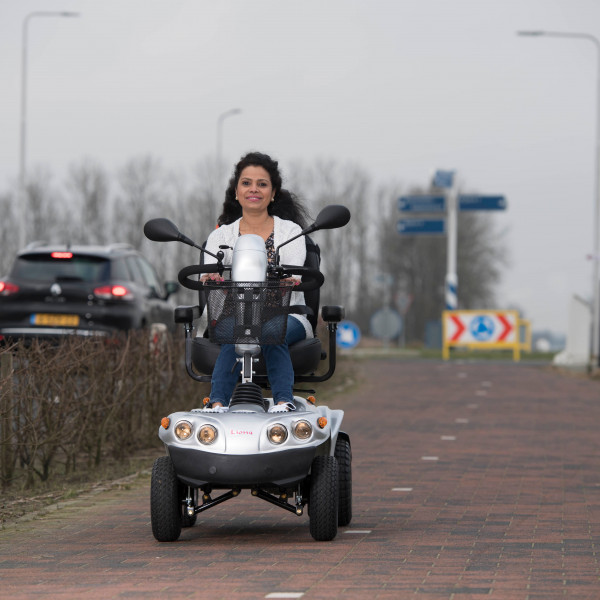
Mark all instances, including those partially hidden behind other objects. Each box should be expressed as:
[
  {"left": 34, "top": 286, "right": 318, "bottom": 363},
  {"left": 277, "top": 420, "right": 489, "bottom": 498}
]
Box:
[{"left": 1, "top": 0, "right": 599, "bottom": 335}]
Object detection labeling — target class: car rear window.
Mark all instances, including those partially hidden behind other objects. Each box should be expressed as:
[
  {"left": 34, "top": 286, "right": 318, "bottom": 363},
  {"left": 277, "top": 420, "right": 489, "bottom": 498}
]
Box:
[{"left": 12, "top": 254, "right": 111, "bottom": 283}]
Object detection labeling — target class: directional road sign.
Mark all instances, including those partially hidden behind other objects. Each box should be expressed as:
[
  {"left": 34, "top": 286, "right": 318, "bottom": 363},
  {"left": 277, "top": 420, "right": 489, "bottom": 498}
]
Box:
[
  {"left": 398, "top": 195, "right": 445, "bottom": 213},
  {"left": 442, "top": 310, "right": 521, "bottom": 360},
  {"left": 397, "top": 219, "right": 445, "bottom": 235},
  {"left": 336, "top": 320, "right": 361, "bottom": 349},
  {"left": 432, "top": 169, "right": 455, "bottom": 189},
  {"left": 458, "top": 195, "right": 507, "bottom": 211}
]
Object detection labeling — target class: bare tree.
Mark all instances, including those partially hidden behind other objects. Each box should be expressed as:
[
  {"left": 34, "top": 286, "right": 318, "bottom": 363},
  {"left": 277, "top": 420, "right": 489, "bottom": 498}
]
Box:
[
  {"left": 25, "top": 166, "right": 63, "bottom": 246},
  {"left": 288, "top": 159, "right": 373, "bottom": 322},
  {"left": 0, "top": 191, "right": 17, "bottom": 275},
  {"left": 114, "top": 155, "right": 165, "bottom": 249},
  {"left": 66, "top": 157, "right": 111, "bottom": 245}
]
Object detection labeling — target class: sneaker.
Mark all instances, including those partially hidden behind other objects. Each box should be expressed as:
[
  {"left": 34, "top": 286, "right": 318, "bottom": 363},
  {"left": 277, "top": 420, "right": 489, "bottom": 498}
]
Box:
[{"left": 268, "top": 402, "right": 296, "bottom": 413}]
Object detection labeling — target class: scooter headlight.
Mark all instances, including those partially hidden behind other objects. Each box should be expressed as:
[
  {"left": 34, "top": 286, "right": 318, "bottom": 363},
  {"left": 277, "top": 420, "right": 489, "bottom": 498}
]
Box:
[
  {"left": 293, "top": 420, "right": 312, "bottom": 440},
  {"left": 267, "top": 423, "right": 288, "bottom": 445},
  {"left": 198, "top": 424, "right": 218, "bottom": 445},
  {"left": 175, "top": 421, "right": 193, "bottom": 440}
]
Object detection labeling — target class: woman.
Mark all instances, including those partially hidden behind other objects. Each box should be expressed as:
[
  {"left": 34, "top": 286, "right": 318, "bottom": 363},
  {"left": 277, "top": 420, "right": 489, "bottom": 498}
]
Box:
[{"left": 201, "top": 152, "right": 312, "bottom": 412}]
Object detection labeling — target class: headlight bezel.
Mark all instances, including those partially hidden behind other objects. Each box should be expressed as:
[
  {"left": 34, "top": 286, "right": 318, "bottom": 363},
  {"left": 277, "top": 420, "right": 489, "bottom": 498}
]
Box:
[
  {"left": 267, "top": 423, "right": 288, "bottom": 445},
  {"left": 174, "top": 420, "right": 193, "bottom": 440},
  {"left": 292, "top": 419, "right": 313, "bottom": 440},
  {"left": 198, "top": 424, "right": 218, "bottom": 445}
]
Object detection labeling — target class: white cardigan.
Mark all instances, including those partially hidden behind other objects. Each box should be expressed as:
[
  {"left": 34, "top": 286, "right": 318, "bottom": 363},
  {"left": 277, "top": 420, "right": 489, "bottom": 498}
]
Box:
[{"left": 203, "top": 216, "right": 313, "bottom": 339}]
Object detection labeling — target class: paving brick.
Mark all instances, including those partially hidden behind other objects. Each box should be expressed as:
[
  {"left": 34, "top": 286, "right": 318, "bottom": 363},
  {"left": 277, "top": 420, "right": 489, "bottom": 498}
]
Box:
[{"left": 1, "top": 360, "right": 600, "bottom": 598}]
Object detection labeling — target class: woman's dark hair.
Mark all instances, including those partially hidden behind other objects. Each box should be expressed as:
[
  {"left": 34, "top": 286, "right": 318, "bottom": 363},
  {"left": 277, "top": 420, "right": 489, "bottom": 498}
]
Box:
[{"left": 217, "top": 151, "right": 310, "bottom": 228}]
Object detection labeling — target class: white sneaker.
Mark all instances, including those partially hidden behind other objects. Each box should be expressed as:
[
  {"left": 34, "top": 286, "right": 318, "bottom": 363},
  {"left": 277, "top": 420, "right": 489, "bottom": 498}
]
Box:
[{"left": 268, "top": 402, "right": 296, "bottom": 413}]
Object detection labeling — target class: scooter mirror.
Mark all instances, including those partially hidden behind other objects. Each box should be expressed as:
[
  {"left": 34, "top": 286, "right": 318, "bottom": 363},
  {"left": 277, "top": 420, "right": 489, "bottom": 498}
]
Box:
[
  {"left": 305, "top": 205, "right": 351, "bottom": 234},
  {"left": 144, "top": 218, "right": 182, "bottom": 243}
]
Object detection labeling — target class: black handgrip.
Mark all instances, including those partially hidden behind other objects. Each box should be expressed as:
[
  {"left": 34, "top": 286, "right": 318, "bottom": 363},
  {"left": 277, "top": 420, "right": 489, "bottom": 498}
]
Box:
[
  {"left": 178, "top": 264, "right": 227, "bottom": 291},
  {"left": 280, "top": 264, "right": 324, "bottom": 292}
]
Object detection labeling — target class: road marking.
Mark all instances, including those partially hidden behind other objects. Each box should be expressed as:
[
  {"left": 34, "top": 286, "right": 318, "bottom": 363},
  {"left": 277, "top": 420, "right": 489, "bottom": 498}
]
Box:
[
  {"left": 467, "top": 403, "right": 479, "bottom": 409},
  {"left": 421, "top": 456, "right": 439, "bottom": 461},
  {"left": 455, "top": 418, "right": 469, "bottom": 424},
  {"left": 392, "top": 487, "right": 413, "bottom": 492},
  {"left": 476, "top": 390, "right": 488, "bottom": 396},
  {"left": 345, "top": 530, "right": 372, "bottom": 534},
  {"left": 265, "top": 594, "right": 304, "bottom": 599},
  {"left": 458, "top": 372, "right": 467, "bottom": 378},
  {"left": 441, "top": 435, "right": 456, "bottom": 441}
]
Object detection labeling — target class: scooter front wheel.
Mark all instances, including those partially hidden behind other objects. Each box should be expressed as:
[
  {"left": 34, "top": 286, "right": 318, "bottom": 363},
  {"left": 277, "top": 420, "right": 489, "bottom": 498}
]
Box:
[
  {"left": 151, "top": 456, "right": 182, "bottom": 542},
  {"left": 309, "top": 455, "right": 339, "bottom": 541},
  {"left": 335, "top": 436, "right": 352, "bottom": 527}
]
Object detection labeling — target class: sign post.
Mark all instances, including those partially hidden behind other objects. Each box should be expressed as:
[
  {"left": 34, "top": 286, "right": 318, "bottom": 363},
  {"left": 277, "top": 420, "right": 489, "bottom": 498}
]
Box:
[{"left": 398, "top": 171, "right": 507, "bottom": 312}]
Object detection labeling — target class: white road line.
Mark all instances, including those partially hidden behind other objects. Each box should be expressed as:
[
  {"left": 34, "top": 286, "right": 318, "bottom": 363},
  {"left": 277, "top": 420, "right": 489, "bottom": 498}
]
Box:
[
  {"left": 455, "top": 418, "right": 469, "bottom": 424},
  {"left": 345, "top": 530, "right": 372, "bottom": 534},
  {"left": 441, "top": 435, "right": 456, "bottom": 441},
  {"left": 392, "top": 487, "right": 413, "bottom": 491},
  {"left": 265, "top": 594, "right": 304, "bottom": 599},
  {"left": 421, "top": 456, "right": 439, "bottom": 461}
]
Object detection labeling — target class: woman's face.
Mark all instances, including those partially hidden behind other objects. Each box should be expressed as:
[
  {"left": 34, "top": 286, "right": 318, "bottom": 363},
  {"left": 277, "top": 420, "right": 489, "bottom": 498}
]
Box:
[{"left": 236, "top": 166, "right": 274, "bottom": 214}]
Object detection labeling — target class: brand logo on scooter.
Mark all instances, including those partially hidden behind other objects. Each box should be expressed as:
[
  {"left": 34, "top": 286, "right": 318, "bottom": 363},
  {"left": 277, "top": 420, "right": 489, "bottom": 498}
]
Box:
[{"left": 230, "top": 429, "right": 254, "bottom": 435}]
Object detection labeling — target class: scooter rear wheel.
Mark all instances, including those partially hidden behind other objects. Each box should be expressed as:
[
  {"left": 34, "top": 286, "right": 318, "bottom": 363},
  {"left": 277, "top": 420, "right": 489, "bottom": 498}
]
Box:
[
  {"left": 309, "top": 455, "right": 339, "bottom": 541},
  {"left": 151, "top": 456, "right": 182, "bottom": 542}
]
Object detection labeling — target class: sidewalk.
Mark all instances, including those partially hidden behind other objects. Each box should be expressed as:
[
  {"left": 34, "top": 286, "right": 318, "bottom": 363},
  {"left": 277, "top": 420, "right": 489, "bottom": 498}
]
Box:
[{"left": 1, "top": 359, "right": 599, "bottom": 599}]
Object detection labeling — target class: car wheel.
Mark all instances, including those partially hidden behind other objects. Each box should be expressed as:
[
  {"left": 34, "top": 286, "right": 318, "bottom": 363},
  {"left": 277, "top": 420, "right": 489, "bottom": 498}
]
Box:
[
  {"left": 309, "top": 455, "right": 338, "bottom": 541},
  {"left": 335, "top": 436, "right": 352, "bottom": 527},
  {"left": 151, "top": 456, "right": 182, "bottom": 542}
]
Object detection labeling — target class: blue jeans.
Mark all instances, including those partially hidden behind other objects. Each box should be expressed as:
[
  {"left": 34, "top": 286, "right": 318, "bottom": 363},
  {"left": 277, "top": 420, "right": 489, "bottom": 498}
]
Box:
[{"left": 209, "top": 316, "right": 306, "bottom": 406}]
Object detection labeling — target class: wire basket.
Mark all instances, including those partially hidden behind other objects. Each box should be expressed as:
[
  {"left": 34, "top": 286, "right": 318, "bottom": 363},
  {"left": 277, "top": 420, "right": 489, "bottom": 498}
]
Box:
[{"left": 203, "top": 281, "right": 294, "bottom": 345}]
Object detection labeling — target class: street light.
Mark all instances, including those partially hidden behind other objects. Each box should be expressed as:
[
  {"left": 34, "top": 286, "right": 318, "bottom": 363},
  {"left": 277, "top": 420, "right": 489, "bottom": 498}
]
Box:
[
  {"left": 216, "top": 108, "right": 242, "bottom": 178},
  {"left": 518, "top": 30, "right": 600, "bottom": 371},
  {"left": 18, "top": 11, "right": 80, "bottom": 250}
]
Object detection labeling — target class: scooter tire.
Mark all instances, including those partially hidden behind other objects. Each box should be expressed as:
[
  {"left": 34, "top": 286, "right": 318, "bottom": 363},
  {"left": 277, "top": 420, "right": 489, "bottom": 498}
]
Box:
[
  {"left": 335, "top": 436, "right": 352, "bottom": 526},
  {"left": 151, "top": 456, "right": 182, "bottom": 542},
  {"left": 309, "top": 455, "right": 339, "bottom": 541}
]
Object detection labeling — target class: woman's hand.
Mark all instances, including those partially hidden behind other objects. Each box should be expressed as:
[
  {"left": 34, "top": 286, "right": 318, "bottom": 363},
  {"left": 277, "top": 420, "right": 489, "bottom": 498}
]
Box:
[
  {"left": 281, "top": 277, "right": 300, "bottom": 286},
  {"left": 200, "top": 273, "right": 225, "bottom": 283}
]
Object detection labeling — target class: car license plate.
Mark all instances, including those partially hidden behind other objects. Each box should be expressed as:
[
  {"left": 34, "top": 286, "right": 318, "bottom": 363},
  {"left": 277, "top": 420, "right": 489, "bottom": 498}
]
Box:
[{"left": 32, "top": 313, "right": 80, "bottom": 327}]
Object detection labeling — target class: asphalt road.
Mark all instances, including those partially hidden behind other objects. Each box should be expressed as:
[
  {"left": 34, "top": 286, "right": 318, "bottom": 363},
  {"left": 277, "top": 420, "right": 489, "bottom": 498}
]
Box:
[{"left": 1, "top": 359, "right": 599, "bottom": 599}]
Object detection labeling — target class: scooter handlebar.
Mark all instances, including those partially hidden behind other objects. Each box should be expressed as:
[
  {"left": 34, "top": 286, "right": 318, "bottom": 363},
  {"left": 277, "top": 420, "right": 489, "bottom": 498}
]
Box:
[
  {"left": 279, "top": 265, "right": 324, "bottom": 292},
  {"left": 178, "top": 263, "right": 226, "bottom": 290},
  {"left": 177, "top": 264, "right": 324, "bottom": 292}
]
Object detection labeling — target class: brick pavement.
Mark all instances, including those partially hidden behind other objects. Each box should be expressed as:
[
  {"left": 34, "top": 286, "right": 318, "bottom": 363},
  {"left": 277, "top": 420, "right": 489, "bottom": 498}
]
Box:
[{"left": 1, "top": 359, "right": 600, "bottom": 599}]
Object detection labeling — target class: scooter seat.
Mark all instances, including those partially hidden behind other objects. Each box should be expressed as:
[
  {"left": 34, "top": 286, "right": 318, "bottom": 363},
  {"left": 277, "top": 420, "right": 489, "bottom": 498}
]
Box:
[{"left": 191, "top": 336, "right": 323, "bottom": 377}]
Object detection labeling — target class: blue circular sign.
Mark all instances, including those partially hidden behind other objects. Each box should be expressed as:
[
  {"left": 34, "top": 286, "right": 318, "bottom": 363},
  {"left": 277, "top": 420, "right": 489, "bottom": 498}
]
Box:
[
  {"left": 336, "top": 320, "right": 361, "bottom": 349},
  {"left": 469, "top": 315, "right": 495, "bottom": 341}
]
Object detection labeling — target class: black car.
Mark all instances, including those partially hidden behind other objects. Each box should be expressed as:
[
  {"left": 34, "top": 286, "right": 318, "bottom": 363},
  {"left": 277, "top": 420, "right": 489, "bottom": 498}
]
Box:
[{"left": 0, "top": 243, "right": 179, "bottom": 343}]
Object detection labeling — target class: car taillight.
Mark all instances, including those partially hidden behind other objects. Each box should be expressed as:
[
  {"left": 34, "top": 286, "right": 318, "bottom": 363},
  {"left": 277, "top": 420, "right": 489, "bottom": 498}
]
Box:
[
  {"left": 51, "top": 252, "right": 73, "bottom": 259},
  {"left": 93, "top": 285, "right": 134, "bottom": 300},
  {"left": 0, "top": 281, "right": 19, "bottom": 296}
]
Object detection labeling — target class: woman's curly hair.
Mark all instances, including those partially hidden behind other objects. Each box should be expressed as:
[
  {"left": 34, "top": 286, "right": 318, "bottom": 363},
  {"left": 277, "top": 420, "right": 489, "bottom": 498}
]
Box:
[{"left": 218, "top": 151, "right": 310, "bottom": 228}]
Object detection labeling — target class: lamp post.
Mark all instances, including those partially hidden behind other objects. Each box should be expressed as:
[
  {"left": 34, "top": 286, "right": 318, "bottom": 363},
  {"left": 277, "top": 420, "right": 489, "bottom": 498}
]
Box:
[
  {"left": 216, "top": 108, "right": 241, "bottom": 180},
  {"left": 18, "top": 11, "right": 79, "bottom": 250},
  {"left": 518, "top": 30, "right": 600, "bottom": 371}
]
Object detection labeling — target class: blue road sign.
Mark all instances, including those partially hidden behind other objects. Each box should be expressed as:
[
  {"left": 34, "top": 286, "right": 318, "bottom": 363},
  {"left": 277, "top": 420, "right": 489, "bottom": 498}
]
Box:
[
  {"left": 469, "top": 315, "right": 495, "bottom": 341},
  {"left": 398, "top": 195, "right": 445, "bottom": 213},
  {"left": 432, "top": 170, "right": 455, "bottom": 189},
  {"left": 336, "top": 320, "right": 361, "bottom": 349},
  {"left": 397, "top": 219, "right": 445, "bottom": 235},
  {"left": 458, "top": 195, "right": 507, "bottom": 211}
]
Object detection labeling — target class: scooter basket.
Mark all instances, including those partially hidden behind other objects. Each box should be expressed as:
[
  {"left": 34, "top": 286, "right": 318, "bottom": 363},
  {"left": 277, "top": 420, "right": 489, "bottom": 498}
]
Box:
[{"left": 204, "top": 281, "right": 293, "bottom": 345}]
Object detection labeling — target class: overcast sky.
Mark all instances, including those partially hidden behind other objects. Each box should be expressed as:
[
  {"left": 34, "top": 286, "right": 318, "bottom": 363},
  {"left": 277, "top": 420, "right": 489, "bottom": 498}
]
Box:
[{"left": 2, "top": 0, "right": 600, "bottom": 336}]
